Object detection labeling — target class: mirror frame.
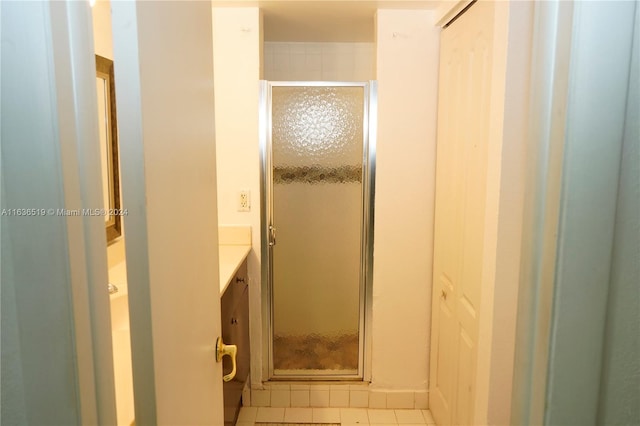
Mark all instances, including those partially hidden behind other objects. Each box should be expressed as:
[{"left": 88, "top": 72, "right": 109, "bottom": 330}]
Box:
[{"left": 96, "top": 54, "right": 122, "bottom": 244}]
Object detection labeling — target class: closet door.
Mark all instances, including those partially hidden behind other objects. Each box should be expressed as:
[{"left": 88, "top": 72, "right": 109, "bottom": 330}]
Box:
[{"left": 429, "top": 2, "right": 494, "bottom": 424}]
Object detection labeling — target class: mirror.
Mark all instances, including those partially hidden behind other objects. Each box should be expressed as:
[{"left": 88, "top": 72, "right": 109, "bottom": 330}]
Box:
[{"left": 96, "top": 54, "right": 121, "bottom": 244}]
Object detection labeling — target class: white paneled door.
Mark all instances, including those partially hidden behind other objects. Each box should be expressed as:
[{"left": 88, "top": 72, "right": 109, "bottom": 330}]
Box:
[
  {"left": 429, "top": 2, "right": 494, "bottom": 425},
  {"left": 110, "top": 2, "right": 225, "bottom": 424}
]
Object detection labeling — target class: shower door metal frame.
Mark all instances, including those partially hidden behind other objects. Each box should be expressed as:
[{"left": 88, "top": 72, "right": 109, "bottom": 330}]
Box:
[{"left": 259, "top": 81, "right": 377, "bottom": 381}]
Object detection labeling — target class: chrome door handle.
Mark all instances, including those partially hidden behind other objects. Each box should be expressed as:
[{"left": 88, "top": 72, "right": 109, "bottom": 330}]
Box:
[{"left": 269, "top": 225, "right": 276, "bottom": 246}]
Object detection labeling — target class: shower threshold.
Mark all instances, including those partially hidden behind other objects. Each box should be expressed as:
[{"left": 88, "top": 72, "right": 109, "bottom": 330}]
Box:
[{"left": 274, "top": 368, "right": 358, "bottom": 377}]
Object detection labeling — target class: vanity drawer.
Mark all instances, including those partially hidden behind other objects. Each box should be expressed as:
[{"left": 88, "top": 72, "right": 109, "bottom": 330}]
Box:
[
  {"left": 221, "top": 260, "right": 247, "bottom": 322},
  {"left": 221, "top": 259, "right": 250, "bottom": 426}
]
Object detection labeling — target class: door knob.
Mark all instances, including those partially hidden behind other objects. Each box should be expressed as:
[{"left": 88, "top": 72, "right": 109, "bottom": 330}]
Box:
[
  {"left": 215, "top": 337, "right": 237, "bottom": 382},
  {"left": 441, "top": 289, "right": 447, "bottom": 300}
]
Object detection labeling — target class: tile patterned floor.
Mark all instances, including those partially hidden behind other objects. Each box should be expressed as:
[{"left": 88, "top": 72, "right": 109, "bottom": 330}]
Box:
[
  {"left": 273, "top": 334, "right": 359, "bottom": 371},
  {"left": 236, "top": 407, "right": 436, "bottom": 426},
  {"left": 255, "top": 424, "right": 339, "bottom": 426}
]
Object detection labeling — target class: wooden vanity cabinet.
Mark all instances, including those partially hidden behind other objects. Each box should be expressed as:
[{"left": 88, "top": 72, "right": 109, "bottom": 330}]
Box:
[{"left": 221, "top": 260, "right": 250, "bottom": 426}]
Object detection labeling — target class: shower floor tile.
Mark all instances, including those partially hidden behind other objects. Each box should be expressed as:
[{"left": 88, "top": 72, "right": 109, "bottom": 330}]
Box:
[
  {"left": 255, "top": 424, "right": 339, "bottom": 426},
  {"left": 273, "top": 334, "right": 359, "bottom": 371}
]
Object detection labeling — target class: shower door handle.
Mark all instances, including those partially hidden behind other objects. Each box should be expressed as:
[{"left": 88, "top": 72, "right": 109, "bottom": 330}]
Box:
[{"left": 269, "top": 225, "right": 277, "bottom": 247}]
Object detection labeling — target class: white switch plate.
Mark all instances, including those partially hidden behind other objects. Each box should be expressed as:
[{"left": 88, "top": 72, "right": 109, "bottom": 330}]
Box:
[{"left": 238, "top": 190, "right": 250, "bottom": 212}]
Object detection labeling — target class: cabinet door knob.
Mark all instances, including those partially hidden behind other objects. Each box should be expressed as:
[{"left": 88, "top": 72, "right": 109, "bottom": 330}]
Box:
[
  {"left": 441, "top": 289, "right": 447, "bottom": 300},
  {"left": 215, "top": 337, "right": 237, "bottom": 382}
]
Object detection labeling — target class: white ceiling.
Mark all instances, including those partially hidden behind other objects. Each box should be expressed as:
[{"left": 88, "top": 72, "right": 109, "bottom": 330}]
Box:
[{"left": 213, "top": 1, "right": 441, "bottom": 42}]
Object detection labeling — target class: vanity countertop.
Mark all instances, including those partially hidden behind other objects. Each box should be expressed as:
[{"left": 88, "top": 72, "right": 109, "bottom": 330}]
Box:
[
  {"left": 217, "top": 225, "right": 252, "bottom": 296},
  {"left": 218, "top": 244, "right": 250, "bottom": 296},
  {"left": 109, "top": 225, "right": 252, "bottom": 299}
]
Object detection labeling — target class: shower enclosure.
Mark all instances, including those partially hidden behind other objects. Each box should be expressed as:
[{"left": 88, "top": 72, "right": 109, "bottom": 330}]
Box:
[{"left": 260, "top": 81, "right": 377, "bottom": 379}]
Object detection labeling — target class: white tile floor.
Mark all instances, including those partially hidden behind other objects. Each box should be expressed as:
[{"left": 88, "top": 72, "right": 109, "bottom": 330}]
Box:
[{"left": 236, "top": 406, "right": 436, "bottom": 426}]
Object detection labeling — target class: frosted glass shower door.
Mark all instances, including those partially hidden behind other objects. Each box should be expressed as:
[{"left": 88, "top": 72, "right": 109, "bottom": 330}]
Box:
[{"left": 266, "top": 83, "right": 373, "bottom": 378}]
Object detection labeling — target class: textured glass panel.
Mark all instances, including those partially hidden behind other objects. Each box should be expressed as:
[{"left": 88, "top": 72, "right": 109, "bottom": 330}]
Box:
[
  {"left": 271, "top": 86, "right": 364, "bottom": 375},
  {"left": 272, "top": 86, "right": 364, "bottom": 185}
]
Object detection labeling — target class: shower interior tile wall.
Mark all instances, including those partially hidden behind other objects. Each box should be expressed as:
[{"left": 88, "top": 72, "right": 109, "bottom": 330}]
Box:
[
  {"left": 264, "top": 42, "right": 375, "bottom": 81},
  {"left": 243, "top": 383, "right": 429, "bottom": 410}
]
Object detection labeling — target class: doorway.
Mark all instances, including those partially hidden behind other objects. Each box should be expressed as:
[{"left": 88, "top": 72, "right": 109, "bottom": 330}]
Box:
[{"left": 260, "top": 81, "right": 376, "bottom": 380}]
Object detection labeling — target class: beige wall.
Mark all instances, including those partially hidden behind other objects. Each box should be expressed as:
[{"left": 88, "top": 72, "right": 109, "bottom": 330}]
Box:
[
  {"left": 212, "top": 6, "right": 264, "bottom": 387},
  {"left": 264, "top": 42, "right": 375, "bottom": 81},
  {"left": 372, "top": 9, "right": 439, "bottom": 390},
  {"left": 92, "top": 0, "right": 113, "bottom": 60}
]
